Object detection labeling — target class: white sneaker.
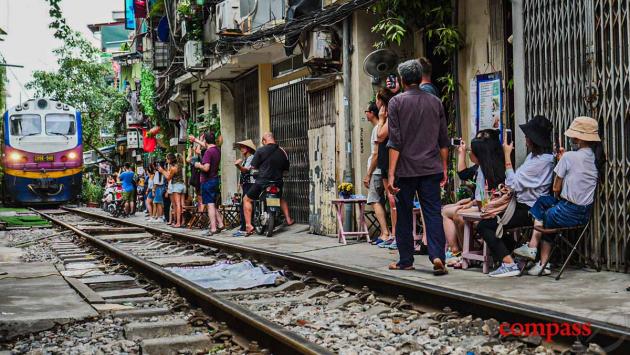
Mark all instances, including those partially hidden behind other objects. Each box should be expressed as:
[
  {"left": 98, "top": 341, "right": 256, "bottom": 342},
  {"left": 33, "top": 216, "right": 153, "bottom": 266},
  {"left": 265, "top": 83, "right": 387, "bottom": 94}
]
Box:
[
  {"left": 489, "top": 263, "right": 520, "bottom": 278},
  {"left": 528, "top": 262, "right": 551, "bottom": 276},
  {"left": 513, "top": 244, "right": 537, "bottom": 260}
]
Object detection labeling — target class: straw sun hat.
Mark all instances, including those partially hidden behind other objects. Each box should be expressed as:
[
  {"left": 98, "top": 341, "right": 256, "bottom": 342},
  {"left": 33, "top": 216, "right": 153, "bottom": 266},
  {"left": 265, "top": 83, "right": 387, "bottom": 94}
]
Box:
[
  {"left": 565, "top": 116, "right": 601, "bottom": 142},
  {"left": 236, "top": 139, "right": 257, "bottom": 152}
]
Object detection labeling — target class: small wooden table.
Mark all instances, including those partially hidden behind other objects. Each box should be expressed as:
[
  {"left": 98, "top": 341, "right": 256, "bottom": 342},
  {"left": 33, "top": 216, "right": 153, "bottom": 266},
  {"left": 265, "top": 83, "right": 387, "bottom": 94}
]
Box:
[
  {"left": 459, "top": 210, "right": 492, "bottom": 273},
  {"left": 331, "top": 198, "right": 369, "bottom": 244}
]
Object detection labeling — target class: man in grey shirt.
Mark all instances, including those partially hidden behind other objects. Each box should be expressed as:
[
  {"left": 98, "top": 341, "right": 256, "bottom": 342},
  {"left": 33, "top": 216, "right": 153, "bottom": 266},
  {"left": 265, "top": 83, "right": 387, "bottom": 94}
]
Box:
[{"left": 386, "top": 59, "right": 450, "bottom": 275}]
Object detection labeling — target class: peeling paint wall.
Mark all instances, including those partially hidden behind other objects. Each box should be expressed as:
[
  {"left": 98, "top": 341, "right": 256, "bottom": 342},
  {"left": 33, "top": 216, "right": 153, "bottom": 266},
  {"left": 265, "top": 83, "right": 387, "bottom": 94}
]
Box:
[{"left": 308, "top": 125, "right": 337, "bottom": 234}]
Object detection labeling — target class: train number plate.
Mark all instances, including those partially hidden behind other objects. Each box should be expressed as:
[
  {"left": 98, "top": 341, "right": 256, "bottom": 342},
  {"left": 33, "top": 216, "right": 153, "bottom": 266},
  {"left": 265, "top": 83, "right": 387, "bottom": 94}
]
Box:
[
  {"left": 266, "top": 197, "right": 280, "bottom": 207},
  {"left": 34, "top": 155, "right": 54, "bottom": 162}
]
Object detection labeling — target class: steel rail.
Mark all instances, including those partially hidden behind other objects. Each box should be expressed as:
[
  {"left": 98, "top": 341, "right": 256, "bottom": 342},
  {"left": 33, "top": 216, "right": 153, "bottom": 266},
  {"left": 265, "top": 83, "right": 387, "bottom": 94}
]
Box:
[
  {"left": 32, "top": 208, "right": 332, "bottom": 355},
  {"left": 63, "top": 207, "right": 630, "bottom": 353}
]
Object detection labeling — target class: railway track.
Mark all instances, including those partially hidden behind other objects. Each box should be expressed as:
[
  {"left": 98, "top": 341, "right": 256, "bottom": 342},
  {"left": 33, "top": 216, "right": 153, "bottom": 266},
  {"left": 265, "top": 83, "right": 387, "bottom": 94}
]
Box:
[{"left": 31, "top": 207, "right": 630, "bottom": 354}]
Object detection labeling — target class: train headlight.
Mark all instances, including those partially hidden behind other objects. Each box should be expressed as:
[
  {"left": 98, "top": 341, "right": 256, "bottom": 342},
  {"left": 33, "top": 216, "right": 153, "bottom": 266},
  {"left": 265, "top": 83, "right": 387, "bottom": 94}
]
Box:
[
  {"left": 68, "top": 152, "right": 78, "bottom": 160},
  {"left": 9, "top": 152, "right": 22, "bottom": 161}
]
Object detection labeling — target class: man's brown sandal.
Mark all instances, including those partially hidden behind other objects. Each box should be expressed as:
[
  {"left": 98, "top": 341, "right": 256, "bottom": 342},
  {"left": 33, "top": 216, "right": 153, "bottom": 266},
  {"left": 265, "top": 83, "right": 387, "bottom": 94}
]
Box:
[{"left": 388, "top": 262, "right": 415, "bottom": 270}]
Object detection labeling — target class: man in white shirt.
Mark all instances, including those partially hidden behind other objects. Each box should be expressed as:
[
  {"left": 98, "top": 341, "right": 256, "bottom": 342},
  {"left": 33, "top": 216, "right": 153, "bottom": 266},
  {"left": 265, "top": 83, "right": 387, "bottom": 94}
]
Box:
[{"left": 362, "top": 102, "right": 390, "bottom": 243}]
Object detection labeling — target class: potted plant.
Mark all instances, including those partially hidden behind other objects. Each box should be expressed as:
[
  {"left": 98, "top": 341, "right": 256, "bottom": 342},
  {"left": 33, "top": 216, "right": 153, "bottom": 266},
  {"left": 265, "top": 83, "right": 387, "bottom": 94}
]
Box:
[
  {"left": 83, "top": 179, "right": 103, "bottom": 208},
  {"left": 338, "top": 182, "right": 353, "bottom": 199}
]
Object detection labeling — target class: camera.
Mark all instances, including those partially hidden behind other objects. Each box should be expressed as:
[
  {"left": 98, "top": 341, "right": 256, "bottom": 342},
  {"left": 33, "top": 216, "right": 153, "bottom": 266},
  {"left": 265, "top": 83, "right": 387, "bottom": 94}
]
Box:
[{"left": 451, "top": 137, "right": 462, "bottom": 146}]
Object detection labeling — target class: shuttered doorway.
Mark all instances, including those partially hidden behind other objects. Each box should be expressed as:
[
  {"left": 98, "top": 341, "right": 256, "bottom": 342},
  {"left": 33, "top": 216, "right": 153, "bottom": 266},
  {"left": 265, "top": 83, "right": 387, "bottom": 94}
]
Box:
[{"left": 269, "top": 80, "right": 310, "bottom": 224}]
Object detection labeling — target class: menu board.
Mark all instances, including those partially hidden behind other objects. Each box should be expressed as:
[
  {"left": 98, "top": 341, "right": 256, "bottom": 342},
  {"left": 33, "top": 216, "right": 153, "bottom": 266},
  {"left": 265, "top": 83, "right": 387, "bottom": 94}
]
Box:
[{"left": 476, "top": 72, "right": 503, "bottom": 136}]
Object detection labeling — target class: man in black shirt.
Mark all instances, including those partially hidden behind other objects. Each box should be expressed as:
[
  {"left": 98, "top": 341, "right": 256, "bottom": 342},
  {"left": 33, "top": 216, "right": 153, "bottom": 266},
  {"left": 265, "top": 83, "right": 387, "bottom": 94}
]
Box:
[{"left": 243, "top": 132, "right": 294, "bottom": 234}]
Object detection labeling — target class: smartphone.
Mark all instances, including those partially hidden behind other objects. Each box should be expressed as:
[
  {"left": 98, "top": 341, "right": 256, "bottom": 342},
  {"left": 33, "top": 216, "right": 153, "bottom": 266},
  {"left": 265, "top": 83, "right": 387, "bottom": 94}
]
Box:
[
  {"left": 386, "top": 74, "right": 397, "bottom": 89},
  {"left": 506, "top": 129, "right": 513, "bottom": 145},
  {"left": 451, "top": 137, "right": 462, "bottom": 146}
]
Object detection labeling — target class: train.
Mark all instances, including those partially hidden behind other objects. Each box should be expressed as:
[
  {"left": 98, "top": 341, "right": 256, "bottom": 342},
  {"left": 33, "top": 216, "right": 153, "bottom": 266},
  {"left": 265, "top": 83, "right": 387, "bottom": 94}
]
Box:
[{"left": 1, "top": 98, "right": 83, "bottom": 205}]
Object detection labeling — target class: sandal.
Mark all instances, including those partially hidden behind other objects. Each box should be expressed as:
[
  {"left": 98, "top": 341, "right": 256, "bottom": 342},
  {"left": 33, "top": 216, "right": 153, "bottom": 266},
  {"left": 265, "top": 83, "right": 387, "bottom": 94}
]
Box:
[
  {"left": 433, "top": 258, "right": 448, "bottom": 276},
  {"left": 388, "top": 262, "right": 415, "bottom": 270}
]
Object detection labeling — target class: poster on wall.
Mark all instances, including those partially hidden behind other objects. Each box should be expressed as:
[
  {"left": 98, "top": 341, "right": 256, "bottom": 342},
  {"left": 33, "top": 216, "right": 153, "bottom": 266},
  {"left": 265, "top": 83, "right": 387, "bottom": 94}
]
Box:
[{"left": 476, "top": 72, "right": 503, "bottom": 136}]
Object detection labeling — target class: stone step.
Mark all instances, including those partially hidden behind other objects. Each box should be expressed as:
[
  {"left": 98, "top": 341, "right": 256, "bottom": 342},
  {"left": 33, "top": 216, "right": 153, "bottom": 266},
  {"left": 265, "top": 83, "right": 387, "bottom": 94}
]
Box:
[
  {"left": 141, "top": 334, "right": 214, "bottom": 355},
  {"left": 98, "top": 288, "right": 148, "bottom": 299},
  {"left": 114, "top": 307, "right": 170, "bottom": 319},
  {"left": 124, "top": 319, "right": 191, "bottom": 340}
]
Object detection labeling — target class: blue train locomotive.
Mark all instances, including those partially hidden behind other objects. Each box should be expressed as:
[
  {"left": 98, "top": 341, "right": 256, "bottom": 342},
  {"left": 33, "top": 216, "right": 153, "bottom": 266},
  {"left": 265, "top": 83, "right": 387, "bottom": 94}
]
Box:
[{"left": 2, "top": 98, "right": 83, "bottom": 205}]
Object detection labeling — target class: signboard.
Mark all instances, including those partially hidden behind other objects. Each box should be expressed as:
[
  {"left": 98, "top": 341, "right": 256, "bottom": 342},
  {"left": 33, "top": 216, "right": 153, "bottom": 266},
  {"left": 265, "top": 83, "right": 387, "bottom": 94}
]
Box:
[
  {"left": 125, "top": 0, "right": 136, "bottom": 30},
  {"left": 476, "top": 72, "right": 503, "bottom": 137}
]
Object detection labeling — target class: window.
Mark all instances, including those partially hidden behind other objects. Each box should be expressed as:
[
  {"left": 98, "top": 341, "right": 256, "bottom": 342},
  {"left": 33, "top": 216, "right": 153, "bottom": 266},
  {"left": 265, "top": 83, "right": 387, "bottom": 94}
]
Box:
[
  {"left": 10, "top": 114, "right": 41, "bottom": 136},
  {"left": 46, "top": 114, "right": 76, "bottom": 136}
]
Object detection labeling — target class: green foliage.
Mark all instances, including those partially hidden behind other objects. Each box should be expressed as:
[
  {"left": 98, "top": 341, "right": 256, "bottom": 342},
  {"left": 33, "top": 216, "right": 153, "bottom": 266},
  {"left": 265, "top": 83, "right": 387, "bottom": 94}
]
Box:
[
  {"left": 26, "top": 31, "right": 129, "bottom": 150},
  {"left": 82, "top": 177, "right": 103, "bottom": 203},
  {"left": 140, "top": 67, "right": 157, "bottom": 120},
  {"left": 44, "top": 0, "right": 71, "bottom": 39},
  {"left": 177, "top": 0, "right": 192, "bottom": 17},
  {"left": 370, "top": 0, "right": 459, "bottom": 52},
  {"left": 149, "top": 0, "right": 166, "bottom": 17}
]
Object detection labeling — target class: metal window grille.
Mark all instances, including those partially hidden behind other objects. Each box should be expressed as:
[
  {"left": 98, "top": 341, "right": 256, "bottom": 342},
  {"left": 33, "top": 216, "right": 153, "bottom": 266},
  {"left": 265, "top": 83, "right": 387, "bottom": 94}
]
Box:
[
  {"left": 270, "top": 80, "right": 310, "bottom": 224},
  {"left": 309, "top": 85, "right": 336, "bottom": 129},
  {"left": 234, "top": 70, "right": 260, "bottom": 144},
  {"left": 524, "top": 0, "right": 629, "bottom": 272}
]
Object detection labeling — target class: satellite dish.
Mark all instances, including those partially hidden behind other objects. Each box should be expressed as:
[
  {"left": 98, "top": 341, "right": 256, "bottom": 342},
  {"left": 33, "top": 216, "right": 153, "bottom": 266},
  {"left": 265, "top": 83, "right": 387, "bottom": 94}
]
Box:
[{"left": 363, "top": 49, "right": 399, "bottom": 85}]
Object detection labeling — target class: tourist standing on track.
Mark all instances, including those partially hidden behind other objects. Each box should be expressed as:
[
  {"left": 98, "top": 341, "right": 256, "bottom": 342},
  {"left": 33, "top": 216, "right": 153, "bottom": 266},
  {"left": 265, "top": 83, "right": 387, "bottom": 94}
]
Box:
[
  {"left": 187, "top": 139, "right": 204, "bottom": 213},
  {"left": 159, "top": 153, "right": 186, "bottom": 228},
  {"left": 242, "top": 132, "right": 294, "bottom": 236},
  {"left": 363, "top": 102, "right": 391, "bottom": 245},
  {"left": 385, "top": 59, "right": 450, "bottom": 275},
  {"left": 234, "top": 139, "right": 257, "bottom": 237},
  {"left": 151, "top": 162, "right": 166, "bottom": 222},
  {"left": 194, "top": 131, "right": 224, "bottom": 236},
  {"left": 145, "top": 166, "right": 155, "bottom": 219},
  {"left": 119, "top": 163, "right": 136, "bottom": 216}
]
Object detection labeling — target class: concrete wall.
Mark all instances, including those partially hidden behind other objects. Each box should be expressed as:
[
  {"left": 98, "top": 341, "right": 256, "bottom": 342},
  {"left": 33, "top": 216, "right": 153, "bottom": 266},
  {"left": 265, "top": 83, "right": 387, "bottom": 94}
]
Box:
[{"left": 457, "top": 0, "right": 508, "bottom": 144}]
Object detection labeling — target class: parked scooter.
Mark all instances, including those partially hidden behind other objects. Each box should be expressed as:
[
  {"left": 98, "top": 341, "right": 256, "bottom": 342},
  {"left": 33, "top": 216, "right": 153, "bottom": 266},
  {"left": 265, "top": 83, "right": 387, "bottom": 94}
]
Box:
[{"left": 252, "top": 181, "right": 284, "bottom": 237}]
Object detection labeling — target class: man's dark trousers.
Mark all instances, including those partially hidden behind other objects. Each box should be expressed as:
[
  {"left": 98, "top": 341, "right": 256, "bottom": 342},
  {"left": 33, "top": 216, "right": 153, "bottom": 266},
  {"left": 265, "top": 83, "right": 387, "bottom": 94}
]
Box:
[{"left": 395, "top": 173, "right": 446, "bottom": 267}]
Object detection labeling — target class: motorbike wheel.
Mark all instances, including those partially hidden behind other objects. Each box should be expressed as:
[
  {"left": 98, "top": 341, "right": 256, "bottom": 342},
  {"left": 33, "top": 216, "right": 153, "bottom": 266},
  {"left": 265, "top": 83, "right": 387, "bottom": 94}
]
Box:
[
  {"left": 107, "top": 204, "right": 115, "bottom": 215},
  {"left": 253, "top": 202, "right": 266, "bottom": 235},
  {"left": 266, "top": 210, "right": 276, "bottom": 238}
]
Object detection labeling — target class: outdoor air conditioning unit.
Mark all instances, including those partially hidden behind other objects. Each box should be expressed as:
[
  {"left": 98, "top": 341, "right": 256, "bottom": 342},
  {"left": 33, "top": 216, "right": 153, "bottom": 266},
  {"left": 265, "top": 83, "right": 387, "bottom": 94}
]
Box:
[
  {"left": 303, "top": 30, "right": 334, "bottom": 63},
  {"left": 126, "top": 111, "right": 144, "bottom": 127},
  {"left": 184, "top": 40, "right": 204, "bottom": 70},
  {"left": 216, "top": 0, "right": 241, "bottom": 33},
  {"left": 240, "top": 0, "right": 287, "bottom": 33},
  {"left": 127, "top": 130, "right": 143, "bottom": 149}
]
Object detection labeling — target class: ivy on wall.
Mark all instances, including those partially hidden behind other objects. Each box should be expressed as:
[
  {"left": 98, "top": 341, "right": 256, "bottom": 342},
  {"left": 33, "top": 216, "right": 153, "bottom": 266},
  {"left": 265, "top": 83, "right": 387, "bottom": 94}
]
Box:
[{"left": 140, "top": 67, "right": 157, "bottom": 120}]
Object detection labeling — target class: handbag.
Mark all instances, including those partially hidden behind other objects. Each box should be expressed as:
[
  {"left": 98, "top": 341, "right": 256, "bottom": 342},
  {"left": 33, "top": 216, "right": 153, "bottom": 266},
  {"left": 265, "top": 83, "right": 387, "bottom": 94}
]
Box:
[{"left": 480, "top": 184, "right": 517, "bottom": 239}]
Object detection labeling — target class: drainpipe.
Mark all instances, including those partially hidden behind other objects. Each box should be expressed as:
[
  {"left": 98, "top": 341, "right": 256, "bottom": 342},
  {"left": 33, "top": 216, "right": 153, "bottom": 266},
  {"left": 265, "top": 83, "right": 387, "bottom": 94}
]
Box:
[
  {"left": 511, "top": 0, "right": 527, "bottom": 166},
  {"left": 452, "top": 0, "right": 461, "bottom": 136},
  {"left": 342, "top": 16, "right": 353, "bottom": 231}
]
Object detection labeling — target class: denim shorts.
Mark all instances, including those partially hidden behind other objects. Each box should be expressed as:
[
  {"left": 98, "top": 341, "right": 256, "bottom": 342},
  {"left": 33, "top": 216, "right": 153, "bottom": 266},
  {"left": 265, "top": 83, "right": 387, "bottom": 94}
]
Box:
[
  {"left": 147, "top": 190, "right": 154, "bottom": 200},
  {"left": 201, "top": 178, "right": 220, "bottom": 205},
  {"left": 153, "top": 186, "right": 164, "bottom": 204},
  {"left": 171, "top": 182, "right": 186, "bottom": 194},
  {"left": 529, "top": 195, "right": 591, "bottom": 229}
]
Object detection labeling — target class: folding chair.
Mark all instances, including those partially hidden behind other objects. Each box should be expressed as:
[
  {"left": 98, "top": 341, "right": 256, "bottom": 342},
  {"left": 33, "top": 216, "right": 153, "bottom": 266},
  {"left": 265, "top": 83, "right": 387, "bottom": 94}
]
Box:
[
  {"left": 534, "top": 221, "right": 600, "bottom": 280},
  {"left": 363, "top": 211, "right": 380, "bottom": 240}
]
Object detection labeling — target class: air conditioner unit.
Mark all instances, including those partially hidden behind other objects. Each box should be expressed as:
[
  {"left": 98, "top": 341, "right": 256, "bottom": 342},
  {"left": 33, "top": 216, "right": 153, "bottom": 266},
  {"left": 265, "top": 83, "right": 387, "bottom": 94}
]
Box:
[
  {"left": 240, "top": 0, "right": 287, "bottom": 33},
  {"left": 127, "top": 130, "right": 143, "bottom": 149},
  {"left": 216, "top": 0, "right": 241, "bottom": 33},
  {"left": 126, "top": 111, "right": 144, "bottom": 127},
  {"left": 303, "top": 30, "right": 334, "bottom": 63},
  {"left": 184, "top": 40, "right": 204, "bottom": 70}
]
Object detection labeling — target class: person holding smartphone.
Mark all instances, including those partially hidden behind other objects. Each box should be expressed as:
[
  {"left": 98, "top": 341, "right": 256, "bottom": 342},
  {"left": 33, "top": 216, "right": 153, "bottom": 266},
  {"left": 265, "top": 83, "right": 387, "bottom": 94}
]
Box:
[{"left": 479, "top": 115, "right": 555, "bottom": 277}]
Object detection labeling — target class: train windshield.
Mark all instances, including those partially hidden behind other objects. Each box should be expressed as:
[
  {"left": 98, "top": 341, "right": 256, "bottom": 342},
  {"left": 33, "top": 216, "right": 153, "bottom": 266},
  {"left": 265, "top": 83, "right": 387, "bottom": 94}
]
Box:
[
  {"left": 45, "top": 113, "right": 76, "bottom": 136},
  {"left": 10, "top": 114, "right": 42, "bottom": 136}
]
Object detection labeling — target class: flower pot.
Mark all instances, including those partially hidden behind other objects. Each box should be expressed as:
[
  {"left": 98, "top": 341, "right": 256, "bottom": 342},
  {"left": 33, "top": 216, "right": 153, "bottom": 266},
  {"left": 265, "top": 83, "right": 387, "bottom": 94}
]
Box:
[
  {"left": 87, "top": 202, "right": 99, "bottom": 208},
  {"left": 339, "top": 192, "right": 350, "bottom": 199}
]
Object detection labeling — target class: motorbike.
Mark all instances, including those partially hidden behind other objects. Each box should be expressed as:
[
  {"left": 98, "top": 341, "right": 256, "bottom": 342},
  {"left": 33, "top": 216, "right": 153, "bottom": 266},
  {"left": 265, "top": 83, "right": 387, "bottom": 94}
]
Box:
[
  {"left": 252, "top": 181, "right": 284, "bottom": 238},
  {"left": 108, "top": 184, "right": 126, "bottom": 218}
]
